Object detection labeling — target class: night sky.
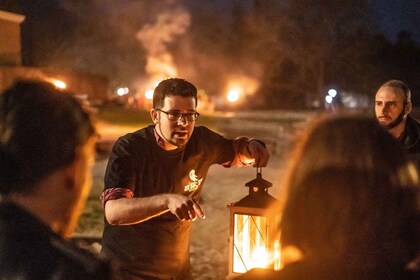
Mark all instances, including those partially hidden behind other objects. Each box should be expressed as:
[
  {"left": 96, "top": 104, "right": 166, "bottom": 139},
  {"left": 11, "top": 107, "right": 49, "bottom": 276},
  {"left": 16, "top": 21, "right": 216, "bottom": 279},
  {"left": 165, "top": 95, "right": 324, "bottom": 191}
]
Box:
[
  {"left": 1, "top": 0, "right": 419, "bottom": 42},
  {"left": 1, "top": 0, "right": 419, "bottom": 102},
  {"left": 194, "top": 0, "right": 420, "bottom": 43},
  {"left": 373, "top": 0, "right": 420, "bottom": 42}
]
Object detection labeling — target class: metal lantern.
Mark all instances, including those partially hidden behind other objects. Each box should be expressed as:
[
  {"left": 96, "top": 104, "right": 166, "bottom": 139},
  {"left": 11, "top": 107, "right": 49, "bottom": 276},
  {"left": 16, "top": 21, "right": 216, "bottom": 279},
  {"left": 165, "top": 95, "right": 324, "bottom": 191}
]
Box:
[{"left": 227, "top": 167, "right": 280, "bottom": 278}]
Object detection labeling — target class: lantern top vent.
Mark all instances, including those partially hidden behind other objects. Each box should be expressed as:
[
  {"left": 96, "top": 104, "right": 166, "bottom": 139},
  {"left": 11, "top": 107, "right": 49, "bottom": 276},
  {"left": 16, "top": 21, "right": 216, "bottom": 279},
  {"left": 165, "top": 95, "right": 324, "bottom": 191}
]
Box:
[
  {"left": 231, "top": 167, "right": 277, "bottom": 209},
  {"left": 245, "top": 167, "right": 273, "bottom": 191}
]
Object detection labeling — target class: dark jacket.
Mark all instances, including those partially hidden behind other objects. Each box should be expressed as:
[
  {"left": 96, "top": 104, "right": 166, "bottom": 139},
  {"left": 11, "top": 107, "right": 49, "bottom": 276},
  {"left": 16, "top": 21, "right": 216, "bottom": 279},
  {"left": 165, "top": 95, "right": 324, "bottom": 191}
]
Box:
[
  {"left": 0, "top": 201, "right": 112, "bottom": 280},
  {"left": 399, "top": 115, "right": 420, "bottom": 168}
]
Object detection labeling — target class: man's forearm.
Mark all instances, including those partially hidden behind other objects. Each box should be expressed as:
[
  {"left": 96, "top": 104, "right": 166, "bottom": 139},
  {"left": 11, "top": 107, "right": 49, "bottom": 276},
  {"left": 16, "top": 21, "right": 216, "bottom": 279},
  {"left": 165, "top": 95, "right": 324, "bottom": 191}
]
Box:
[{"left": 104, "top": 195, "right": 170, "bottom": 225}]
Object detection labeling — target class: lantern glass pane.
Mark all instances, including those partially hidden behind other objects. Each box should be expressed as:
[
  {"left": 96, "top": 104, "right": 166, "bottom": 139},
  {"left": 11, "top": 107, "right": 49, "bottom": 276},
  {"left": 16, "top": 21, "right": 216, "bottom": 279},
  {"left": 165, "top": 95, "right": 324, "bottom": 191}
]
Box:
[{"left": 233, "top": 214, "right": 268, "bottom": 273}]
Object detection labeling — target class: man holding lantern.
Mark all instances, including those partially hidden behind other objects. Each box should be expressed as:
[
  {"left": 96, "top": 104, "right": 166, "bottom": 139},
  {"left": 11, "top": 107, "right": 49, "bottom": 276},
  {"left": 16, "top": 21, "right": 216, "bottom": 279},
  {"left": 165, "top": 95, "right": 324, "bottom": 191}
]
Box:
[{"left": 100, "top": 78, "right": 270, "bottom": 279}]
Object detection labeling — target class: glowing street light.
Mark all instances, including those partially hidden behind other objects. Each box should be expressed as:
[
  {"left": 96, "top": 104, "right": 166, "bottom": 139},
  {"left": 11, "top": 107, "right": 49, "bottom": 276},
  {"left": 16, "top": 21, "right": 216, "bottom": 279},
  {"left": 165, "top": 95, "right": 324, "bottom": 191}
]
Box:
[
  {"left": 325, "top": 95, "right": 333, "bottom": 104},
  {"left": 117, "top": 87, "right": 129, "bottom": 96},
  {"left": 328, "top": 89, "right": 337, "bottom": 98},
  {"left": 325, "top": 88, "right": 338, "bottom": 104}
]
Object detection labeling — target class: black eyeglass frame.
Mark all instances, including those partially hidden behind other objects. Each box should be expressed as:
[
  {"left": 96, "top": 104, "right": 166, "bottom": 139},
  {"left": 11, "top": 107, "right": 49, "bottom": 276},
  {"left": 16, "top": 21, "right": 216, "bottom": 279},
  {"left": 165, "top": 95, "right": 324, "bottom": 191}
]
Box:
[{"left": 156, "top": 108, "right": 200, "bottom": 121}]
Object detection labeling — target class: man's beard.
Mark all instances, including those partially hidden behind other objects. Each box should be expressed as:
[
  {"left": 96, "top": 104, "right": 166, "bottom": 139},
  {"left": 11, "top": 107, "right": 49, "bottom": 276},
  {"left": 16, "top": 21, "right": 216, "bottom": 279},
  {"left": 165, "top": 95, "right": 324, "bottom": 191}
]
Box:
[
  {"left": 157, "top": 123, "right": 188, "bottom": 148},
  {"left": 380, "top": 109, "right": 406, "bottom": 130}
]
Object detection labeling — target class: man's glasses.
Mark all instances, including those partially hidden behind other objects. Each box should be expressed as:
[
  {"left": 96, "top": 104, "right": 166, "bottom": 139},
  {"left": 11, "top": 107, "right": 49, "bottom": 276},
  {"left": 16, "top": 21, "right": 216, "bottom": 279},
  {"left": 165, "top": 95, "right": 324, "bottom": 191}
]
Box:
[{"left": 156, "top": 109, "right": 200, "bottom": 122}]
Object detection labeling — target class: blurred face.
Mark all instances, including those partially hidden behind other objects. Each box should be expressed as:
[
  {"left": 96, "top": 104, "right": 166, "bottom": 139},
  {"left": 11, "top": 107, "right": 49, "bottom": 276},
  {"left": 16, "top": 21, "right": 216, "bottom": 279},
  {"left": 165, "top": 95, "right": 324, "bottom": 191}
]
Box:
[
  {"left": 375, "top": 86, "right": 410, "bottom": 130},
  {"left": 63, "top": 136, "right": 97, "bottom": 238},
  {"left": 151, "top": 96, "right": 197, "bottom": 150}
]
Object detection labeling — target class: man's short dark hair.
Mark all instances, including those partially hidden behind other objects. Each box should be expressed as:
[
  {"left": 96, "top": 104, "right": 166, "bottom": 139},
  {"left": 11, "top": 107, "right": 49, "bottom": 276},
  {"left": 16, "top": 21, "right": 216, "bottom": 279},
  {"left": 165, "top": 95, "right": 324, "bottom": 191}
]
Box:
[
  {"left": 153, "top": 78, "right": 197, "bottom": 109},
  {"left": 0, "top": 80, "right": 95, "bottom": 194},
  {"left": 380, "top": 79, "right": 411, "bottom": 103}
]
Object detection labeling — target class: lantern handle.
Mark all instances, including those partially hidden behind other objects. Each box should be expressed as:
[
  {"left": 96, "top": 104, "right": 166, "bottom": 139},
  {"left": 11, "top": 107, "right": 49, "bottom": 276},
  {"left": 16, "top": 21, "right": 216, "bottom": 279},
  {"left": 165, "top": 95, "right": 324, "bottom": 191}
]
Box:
[{"left": 256, "top": 166, "right": 263, "bottom": 177}]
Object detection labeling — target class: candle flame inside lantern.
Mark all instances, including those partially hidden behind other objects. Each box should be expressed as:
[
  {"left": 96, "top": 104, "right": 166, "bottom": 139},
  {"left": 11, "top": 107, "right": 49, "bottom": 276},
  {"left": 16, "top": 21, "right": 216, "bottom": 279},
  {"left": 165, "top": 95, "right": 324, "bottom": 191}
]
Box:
[
  {"left": 251, "top": 246, "right": 269, "bottom": 268},
  {"left": 233, "top": 214, "right": 271, "bottom": 273}
]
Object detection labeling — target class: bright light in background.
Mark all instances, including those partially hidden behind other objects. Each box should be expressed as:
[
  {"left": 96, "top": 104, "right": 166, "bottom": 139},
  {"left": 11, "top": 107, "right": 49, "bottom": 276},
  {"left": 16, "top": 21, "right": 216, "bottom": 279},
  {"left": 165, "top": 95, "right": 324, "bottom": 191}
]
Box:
[
  {"left": 145, "top": 89, "right": 154, "bottom": 100},
  {"left": 117, "top": 87, "right": 129, "bottom": 96},
  {"left": 328, "top": 89, "right": 337, "bottom": 97},
  {"left": 144, "top": 80, "right": 161, "bottom": 100},
  {"left": 227, "top": 87, "right": 241, "bottom": 103},
  {"left": 225, "top": 76, "right": 259, "bottom": 105},
  {"left": 53, "top": 80, "right": 66, "bottom": 89},
  {"left": 325, "top": 95, "right": 333, "bottom": 104}
]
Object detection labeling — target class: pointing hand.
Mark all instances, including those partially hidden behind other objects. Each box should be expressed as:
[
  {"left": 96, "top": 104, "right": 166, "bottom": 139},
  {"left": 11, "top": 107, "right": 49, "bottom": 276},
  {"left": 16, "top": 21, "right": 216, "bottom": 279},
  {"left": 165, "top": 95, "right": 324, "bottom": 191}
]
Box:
[{"left": 166, "top": 194, "right": 205, "bottom": 221}]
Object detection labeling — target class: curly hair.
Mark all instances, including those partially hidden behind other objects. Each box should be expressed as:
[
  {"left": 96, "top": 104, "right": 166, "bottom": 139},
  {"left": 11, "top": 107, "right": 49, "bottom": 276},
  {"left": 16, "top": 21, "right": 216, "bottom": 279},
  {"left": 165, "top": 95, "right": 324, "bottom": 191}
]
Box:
[{"left": 152, "top": 78, "right": 197, "bottom": 109}]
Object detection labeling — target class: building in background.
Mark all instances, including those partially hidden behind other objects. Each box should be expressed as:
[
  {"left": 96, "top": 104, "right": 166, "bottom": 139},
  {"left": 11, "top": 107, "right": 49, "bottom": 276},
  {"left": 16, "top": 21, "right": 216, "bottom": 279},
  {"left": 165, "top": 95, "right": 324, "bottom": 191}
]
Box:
[
  {"left": 0, "top": 10, "right": 24, "bottom": 66},
  {"left": 0, "top": 9, "right": 109, "bottom": 104}
]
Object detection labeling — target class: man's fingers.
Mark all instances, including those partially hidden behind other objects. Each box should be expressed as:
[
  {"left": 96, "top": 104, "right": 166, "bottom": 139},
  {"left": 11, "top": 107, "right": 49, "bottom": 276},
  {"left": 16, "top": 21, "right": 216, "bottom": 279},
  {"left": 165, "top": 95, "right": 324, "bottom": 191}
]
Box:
[
  {"left": 249, "top": 141, "right": 270, "bottom": 167},
  {"left": 192, "top": 202, "right": 205, "bottom": 219},
  {"left": 169, "top": 195, "right": 205, "bottom": 221},
  {"left": 256, "top": 154, "right": 269, "bottom": 167},
  {"left": 252, "top": 154, "right": 261, "bottom": 167},
  {"left": 188, "top": 209, "right": 197, "bottom": 221},
  {"left": 174, "top": 208, "right": 185, "bottom": 221}
]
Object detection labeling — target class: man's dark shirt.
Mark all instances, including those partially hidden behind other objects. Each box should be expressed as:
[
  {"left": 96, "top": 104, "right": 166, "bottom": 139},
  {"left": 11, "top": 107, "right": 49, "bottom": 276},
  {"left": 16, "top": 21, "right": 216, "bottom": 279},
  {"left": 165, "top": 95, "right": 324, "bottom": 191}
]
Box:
[
  {"left": 101, "top": 125, "right": 237, "bottom": 279},
  {"left": 0, "top": 201, "right": 112, "bottom": 279}
]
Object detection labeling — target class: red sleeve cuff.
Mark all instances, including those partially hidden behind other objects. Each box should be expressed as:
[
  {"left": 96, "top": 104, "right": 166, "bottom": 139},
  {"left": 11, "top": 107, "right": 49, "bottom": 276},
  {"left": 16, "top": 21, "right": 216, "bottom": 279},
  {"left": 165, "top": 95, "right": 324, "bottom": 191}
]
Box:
[{"left": 100, "top": 187, "right": 134, "bottom": 207}]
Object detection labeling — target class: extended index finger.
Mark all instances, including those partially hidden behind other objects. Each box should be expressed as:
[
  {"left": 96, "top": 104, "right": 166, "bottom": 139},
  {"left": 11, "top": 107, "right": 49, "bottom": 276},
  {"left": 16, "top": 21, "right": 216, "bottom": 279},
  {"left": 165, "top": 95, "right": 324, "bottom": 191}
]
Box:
[{"left": 192, "top": 201, "right": 205, "bottom": 219}]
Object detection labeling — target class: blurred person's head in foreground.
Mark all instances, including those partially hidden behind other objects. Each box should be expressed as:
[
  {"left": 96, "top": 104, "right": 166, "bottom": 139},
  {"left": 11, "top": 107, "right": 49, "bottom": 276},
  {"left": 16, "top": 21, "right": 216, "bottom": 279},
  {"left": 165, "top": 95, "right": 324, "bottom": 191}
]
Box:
[
  {"left": 280, "top": 114, "right": 419, "bottom": 273},
  {"left": 0, "top": 80, "right": 97, "bottom": 238}
]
